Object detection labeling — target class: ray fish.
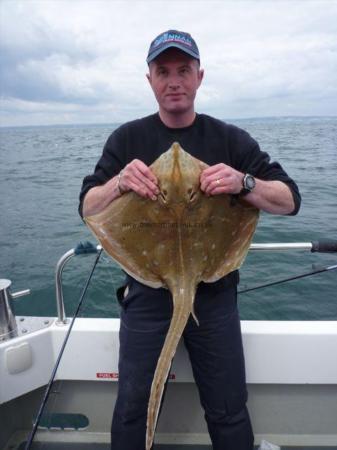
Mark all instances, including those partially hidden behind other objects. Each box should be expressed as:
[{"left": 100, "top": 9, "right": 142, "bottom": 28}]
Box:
[{"left": 85, "top": 142, "right": 259, "bottom": 450}]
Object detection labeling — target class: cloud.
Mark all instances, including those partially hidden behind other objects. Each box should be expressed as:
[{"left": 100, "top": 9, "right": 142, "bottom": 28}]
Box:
[{"left": 1, "top": 0, "right": 337, "bottom": 126}]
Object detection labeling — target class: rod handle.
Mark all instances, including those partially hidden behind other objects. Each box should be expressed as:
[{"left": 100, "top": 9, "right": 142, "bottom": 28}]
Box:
[
  {"left": 74, "top": 241, "right": 101, "bottom": 255},
  {"left": 12, "top": 289, "right": 31, "bottom": 299},
  {"left": 311, "top": 239, "right": 337, "bottom": 253}
]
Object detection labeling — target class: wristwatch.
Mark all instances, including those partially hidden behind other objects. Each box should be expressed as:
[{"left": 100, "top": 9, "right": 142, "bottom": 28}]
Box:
[{"left": 240, "top": 173, "right": 256, "bottom": 196}]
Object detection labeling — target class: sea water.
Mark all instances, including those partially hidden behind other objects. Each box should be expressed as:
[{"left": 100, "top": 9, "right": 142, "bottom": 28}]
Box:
[{"left": 0, "top": 117, "right": 336, "bottom": 320}]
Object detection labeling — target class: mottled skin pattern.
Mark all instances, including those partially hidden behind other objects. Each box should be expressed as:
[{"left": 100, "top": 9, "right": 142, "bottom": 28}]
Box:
[{"left": 85, "top": 142, "right": 259, "bottom": 450}]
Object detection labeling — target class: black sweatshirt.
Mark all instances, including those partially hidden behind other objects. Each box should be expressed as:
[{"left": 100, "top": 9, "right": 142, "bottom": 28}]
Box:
[{"left": 79, "top": 113, "right": 301, "bottom": 218}]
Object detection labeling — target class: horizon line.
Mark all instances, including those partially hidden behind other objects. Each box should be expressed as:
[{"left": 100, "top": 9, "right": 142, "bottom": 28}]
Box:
[{"left": 1, "top": 114, "right": 336, "bottom": 130}]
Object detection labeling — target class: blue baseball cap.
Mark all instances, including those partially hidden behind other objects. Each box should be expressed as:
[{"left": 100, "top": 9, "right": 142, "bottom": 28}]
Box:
[{"left": 147, "top": 30, "right": 200, "bottom": 64}]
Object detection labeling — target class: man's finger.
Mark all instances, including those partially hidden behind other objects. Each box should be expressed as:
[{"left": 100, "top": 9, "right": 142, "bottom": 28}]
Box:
[
  {"left": 121, "top": 159, "right": 159, "bottom": 195},
  {"left": 132, "top": 168, "right": 159, "bottom": 194},
  {"left": 127, "top": 180, "right": 157, "bottom": 200},
  {"left": 200, "top": 173, "right": 228, "bottom": 192},
  {"left": 132, "top": 159, "right": 158, "bottom": 184},
  {"left": 200, "top": 163, "right": 228, "bottom": 181}
]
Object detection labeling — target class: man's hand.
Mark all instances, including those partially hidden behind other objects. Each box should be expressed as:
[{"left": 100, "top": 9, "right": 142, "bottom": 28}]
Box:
[
  {"left": 200, "top": 163, "right": 295, "bottom": 215},
  {"left": 82, "top": 159, "right": 159, "bottom": 217},
  {"left": 118, "top": 159, "right": 159, "bottom": 200},
  {"left": 200, "top": 163, "right": 243, "bottom": 196}
]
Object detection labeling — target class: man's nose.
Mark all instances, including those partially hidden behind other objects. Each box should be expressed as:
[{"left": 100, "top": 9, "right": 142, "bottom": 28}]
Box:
[{"left": 168, "top": 74, "right": 181, "bottom": 89}]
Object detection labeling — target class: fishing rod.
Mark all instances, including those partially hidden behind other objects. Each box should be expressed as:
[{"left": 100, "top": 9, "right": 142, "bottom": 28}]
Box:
[
  {"left": 25, "top": 244, "right": 103, "bottom": 450},
  {"left": 239, "top": 239, "right": 337, "bottom": 294},
  {"left": 238, "top": 262, "right": 337, "bottom": 294}
]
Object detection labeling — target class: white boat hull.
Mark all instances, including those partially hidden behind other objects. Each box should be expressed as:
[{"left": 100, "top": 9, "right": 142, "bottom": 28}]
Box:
[{"left": 1, "top": 317, "right": 337, "bottom": 448}]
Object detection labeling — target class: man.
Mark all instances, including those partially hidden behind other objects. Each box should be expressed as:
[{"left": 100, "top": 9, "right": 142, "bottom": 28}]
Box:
[{"left": 79, "top": 30, "right": 301, "bottom": 450}]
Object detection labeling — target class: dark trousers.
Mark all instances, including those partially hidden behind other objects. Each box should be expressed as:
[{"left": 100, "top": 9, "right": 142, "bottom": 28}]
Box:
[{"left": 111, "top": 275, "right": 254, "bottom": 450}]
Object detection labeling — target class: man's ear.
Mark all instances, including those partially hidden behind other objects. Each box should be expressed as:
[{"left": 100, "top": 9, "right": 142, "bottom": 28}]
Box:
[
  {"left": 197, "top": 68, "right": 204, "bottom": 88},
  {"left": 146, "top": 73, "right": 151, "bottom": 84}
]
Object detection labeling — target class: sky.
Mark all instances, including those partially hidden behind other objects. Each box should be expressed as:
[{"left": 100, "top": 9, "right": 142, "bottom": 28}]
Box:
[{"left": 1, "top": 0, "right": 337, "bottom": 127}]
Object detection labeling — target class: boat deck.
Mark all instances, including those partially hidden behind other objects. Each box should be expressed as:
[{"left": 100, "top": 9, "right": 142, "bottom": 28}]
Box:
[{"left": 16, "top": 444, "right": 337, "bottom": 450}]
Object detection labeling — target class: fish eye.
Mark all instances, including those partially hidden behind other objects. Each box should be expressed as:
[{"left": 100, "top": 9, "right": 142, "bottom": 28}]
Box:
[{"left": 188, "top": 188, "right": 197, "bottom": 202}]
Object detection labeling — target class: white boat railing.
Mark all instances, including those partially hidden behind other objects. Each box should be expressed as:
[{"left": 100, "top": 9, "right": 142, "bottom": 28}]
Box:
[
  {"left": 250, "top": 242, "right": 313, "bottom": 251},
  {"left": 55, "top": 243, "right": 101, "bottom": 325},
  {"left": 54, "top": 240, "right": 337, "bottom": 325}
]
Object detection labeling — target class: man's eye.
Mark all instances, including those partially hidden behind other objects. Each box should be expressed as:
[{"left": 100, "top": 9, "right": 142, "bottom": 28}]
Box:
[{"left": 180, "top": 67, "right": 190, "bottom": 75}]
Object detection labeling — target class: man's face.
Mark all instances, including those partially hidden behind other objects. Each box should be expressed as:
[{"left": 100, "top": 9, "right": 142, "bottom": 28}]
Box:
[{"left": 147, "top": 48, "right": 204, "bottom": 117}]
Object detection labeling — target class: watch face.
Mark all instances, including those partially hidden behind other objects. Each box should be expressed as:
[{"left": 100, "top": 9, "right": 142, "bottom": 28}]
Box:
[
  {"left": 246, "top": 175, "right": 255, "bottom": 189},
  {"left": 244, "top": 174, "right": 256, "bottom": 191}
]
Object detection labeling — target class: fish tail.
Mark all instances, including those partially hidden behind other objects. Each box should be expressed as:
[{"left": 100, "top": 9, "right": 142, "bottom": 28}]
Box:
[{"left": 146, "top": 289, "right": 194, "bottom": 450}]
